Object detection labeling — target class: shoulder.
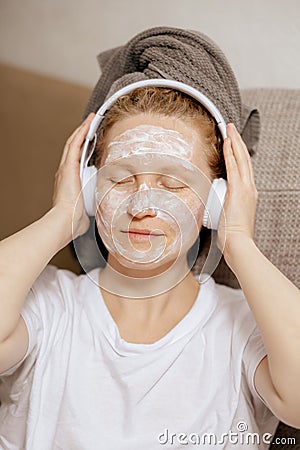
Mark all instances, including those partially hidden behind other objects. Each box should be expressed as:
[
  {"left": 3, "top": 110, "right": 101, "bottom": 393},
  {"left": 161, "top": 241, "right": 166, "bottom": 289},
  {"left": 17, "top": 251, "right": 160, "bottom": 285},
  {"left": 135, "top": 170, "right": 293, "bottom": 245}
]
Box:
[
  {"left": 31, "top": 264, "right": 87, "bottom": 292},
  {"left": 32, "top": 264, "right": 79, "bottom": 286},
  {"left": 27, "top": 264, "right": 90, "bottom": 314},
  {"left": 197, "top": 272, "right": 246, "bottom": 305},
  {"left": 199, "top": 275, "right": 258, "bottom": 340},
  {"left": 213, "top": 279, "right": 246, "bottom": 305},
  {"left": 209, "top": 276, "right": 254, "bottom": 319}
]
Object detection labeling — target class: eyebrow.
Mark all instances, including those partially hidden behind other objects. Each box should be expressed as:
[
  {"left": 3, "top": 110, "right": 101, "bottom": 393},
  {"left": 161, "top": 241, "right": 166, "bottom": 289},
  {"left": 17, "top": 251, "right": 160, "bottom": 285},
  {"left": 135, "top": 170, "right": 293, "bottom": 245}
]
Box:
[{"left": 110, "top": 160, "right": 188, "bottom": 175}]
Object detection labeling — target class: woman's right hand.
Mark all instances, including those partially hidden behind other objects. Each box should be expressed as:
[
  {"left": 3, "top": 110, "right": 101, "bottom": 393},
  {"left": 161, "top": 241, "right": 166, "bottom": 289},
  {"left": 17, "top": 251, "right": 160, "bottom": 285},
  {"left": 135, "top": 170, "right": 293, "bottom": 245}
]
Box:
[{"left": 51, "top": 112, "right": 96, "bottom": 241}]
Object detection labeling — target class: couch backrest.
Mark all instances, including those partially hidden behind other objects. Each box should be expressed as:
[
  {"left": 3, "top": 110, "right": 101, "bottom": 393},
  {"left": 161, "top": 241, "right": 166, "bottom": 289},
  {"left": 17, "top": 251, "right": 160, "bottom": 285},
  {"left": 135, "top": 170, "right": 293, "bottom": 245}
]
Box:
[
  {"left": 0, "top": 63, "right": 91, "bottom": 274},
  {"left": 194, "top": 88, "right": 300, "bottom": 289}
]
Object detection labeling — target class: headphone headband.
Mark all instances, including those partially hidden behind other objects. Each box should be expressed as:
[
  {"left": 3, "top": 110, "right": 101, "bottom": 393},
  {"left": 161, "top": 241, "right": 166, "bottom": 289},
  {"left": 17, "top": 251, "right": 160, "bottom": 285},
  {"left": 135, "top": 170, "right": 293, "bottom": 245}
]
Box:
[
  {"left": 79, "top": 78, "right": 227, "bottom": 180},
  {"left": 79, "top": 78, "right": 228, "bottom": 226}
]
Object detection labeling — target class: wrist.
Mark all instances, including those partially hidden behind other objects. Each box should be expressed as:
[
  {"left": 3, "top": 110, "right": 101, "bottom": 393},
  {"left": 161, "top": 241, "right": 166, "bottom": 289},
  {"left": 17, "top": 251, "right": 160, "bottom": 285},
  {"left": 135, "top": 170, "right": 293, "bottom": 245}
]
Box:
[
  {"left": 223, "top": 236, "right": 257, "bottom": 273},
  {"left": 43, "top": 206, "right": 74, "bottom": 250}
]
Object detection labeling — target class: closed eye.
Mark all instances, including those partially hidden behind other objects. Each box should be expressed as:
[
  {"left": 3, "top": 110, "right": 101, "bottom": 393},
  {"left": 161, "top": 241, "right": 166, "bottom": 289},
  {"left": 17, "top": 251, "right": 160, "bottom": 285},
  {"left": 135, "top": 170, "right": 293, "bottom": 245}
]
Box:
[
  {"left": 109, "top": 176, "right": 188, "bottom": 190},
  {"left": 109, "top": 176, "right": 134, "bottom": 184},
  {"left": 163, "top": 184, "right": 187, "bottom": 191},
  {"left": 161, "top": 176, "right": 187, "bottom": 191}
]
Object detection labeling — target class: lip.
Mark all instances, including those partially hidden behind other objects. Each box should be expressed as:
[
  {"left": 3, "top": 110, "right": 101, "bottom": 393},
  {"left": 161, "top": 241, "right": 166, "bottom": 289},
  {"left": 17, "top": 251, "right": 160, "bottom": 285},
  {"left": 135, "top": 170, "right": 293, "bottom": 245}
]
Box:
[
  {"left": 121, "top": 229, "right": 165, "bottom": 243},
  {"left": 121, "top": 229, "right": 165, "bottom": 236}
]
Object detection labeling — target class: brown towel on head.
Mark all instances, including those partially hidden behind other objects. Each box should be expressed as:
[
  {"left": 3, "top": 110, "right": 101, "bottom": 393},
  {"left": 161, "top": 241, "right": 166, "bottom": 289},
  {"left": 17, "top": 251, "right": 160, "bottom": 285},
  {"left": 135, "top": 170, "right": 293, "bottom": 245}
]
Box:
[{"left": 83, "top": 26, "right": 260, "bottom": 154}]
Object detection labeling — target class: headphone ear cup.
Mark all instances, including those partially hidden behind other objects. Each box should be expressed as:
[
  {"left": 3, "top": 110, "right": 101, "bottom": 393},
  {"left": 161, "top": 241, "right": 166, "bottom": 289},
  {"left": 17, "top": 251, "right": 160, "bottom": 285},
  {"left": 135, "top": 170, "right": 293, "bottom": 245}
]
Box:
[
  {"left": 81, "top": 166, "right": 97, "bottom": 217},
  {"left": 202, "top": 178, "right": 227, "bottom": 230}
]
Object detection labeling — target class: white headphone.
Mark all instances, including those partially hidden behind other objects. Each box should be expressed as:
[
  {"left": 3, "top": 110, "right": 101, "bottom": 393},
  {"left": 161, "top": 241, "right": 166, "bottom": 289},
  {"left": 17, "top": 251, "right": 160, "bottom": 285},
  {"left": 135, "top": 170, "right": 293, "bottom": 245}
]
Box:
[{"left": 79, "top": 78, "right": 228, "bottom": 230}]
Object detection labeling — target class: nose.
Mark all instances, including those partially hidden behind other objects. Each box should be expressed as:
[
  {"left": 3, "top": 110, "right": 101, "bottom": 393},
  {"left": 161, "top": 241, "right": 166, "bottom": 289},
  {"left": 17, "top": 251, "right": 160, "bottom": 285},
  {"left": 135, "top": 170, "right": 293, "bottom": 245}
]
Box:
[
  {"left": 133, "top": 207, "right": 157, "bottom": 219},
  {"left": 127, "top": 176, "right": 158, "bottom": 219},
  {"left": 136, "top": 173, "right": 156, "bottom": 190}
]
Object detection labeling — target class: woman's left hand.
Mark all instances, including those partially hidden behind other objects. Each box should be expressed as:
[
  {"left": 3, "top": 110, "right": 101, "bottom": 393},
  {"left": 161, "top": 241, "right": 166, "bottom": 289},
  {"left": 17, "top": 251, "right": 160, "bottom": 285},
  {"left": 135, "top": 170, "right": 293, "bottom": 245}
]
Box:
[{"left": 217, "top": 123, "right": 258, "bottom": 262}]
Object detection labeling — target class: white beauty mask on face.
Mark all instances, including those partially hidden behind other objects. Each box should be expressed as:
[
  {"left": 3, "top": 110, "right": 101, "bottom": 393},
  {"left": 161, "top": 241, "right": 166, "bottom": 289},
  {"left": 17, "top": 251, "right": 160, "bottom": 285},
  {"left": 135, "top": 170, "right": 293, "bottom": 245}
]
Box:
[
  {"left": 104, "top": 124, "right": 194, "bottom": 163},
  {"left": 95, "top": 125, "right": 210, "bottom": 269}
]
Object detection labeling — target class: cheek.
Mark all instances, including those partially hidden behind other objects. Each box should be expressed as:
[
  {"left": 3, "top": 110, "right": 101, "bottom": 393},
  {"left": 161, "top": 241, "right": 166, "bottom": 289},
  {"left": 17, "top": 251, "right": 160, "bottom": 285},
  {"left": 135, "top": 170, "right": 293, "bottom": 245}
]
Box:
[
  {"left": 96, "top": 188, "right": 127, "bottom": 227},
  {"left": 180, "top": 192, "right": 204, "bottom": 226}
]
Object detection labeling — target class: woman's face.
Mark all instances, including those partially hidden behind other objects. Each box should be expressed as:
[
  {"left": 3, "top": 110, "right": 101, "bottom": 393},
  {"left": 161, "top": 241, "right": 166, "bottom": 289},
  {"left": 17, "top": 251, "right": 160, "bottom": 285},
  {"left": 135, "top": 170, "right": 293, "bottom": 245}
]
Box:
[{"left": 95, "top": 113, "right": 213, "bottom": 271}]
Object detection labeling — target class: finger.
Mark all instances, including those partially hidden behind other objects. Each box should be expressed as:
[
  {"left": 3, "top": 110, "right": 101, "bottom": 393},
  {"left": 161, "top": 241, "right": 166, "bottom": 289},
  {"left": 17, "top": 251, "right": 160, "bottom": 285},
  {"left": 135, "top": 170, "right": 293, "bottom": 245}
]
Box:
[
  {"left": 230, "top": 123, "right": 255, "bottom": 182},
  {"left": 65, "top": 118, "right": 94, "bottom": 165},
  {"left": 230, "top": 124, "right": 257, "bottom": 187},
  {"left": 59, "top": 129, "right": 80, "bottom": 168},
  {"left": 59, "top": 118, "right": 90, "bottom": 167},
  {"left": 232, "top": 125, "right": 256, "bottom": 186},
  {"left": 245, "top": 147, "right": 256, "bottom": 186},
  {"left": 59, "top": 113, "right": 95, "bottom": 167},
  {"left": 68, "top": 113, "right": 95, "bottom": 146},
  {"left": 223, "top": 137, "right": 239, "bottom": 185},
  {"left": 226, "top": 123, "right": 252, "bottom": 183}
]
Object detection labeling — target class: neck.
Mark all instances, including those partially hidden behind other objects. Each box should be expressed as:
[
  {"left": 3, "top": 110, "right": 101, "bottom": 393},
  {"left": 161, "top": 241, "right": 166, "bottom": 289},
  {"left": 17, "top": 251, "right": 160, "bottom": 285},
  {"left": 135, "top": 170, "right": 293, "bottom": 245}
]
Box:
[
  {"left": 99, "top": 253, "right": 195, "bottom": 299},
  {"left": 97, "top": 254, "right": 200, "bottom": 339}
]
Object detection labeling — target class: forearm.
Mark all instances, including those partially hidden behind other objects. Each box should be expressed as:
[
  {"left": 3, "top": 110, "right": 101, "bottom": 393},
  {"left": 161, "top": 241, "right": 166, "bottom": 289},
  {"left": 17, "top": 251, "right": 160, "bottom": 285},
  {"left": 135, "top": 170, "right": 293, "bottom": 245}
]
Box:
[
  {"left": 225, "top": 238, "right": 300, "bottom": 405},
  {"left": 0, "top": 206, "right": 72, "bottom": 343}
]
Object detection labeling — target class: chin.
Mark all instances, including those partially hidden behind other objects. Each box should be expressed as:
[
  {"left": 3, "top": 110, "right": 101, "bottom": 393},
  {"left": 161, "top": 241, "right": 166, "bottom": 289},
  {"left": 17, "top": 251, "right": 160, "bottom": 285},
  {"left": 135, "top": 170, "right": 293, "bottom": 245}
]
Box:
[{"left": 108, "top": 248, "right": 188, "bottom": 275}]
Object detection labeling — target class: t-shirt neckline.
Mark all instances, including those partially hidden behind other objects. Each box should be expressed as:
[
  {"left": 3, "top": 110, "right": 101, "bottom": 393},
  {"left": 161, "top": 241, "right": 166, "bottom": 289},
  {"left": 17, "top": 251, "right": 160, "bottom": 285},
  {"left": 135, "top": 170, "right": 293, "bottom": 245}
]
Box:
[{"left": 85, "top": 267, "right": 218, "bottom": 355}]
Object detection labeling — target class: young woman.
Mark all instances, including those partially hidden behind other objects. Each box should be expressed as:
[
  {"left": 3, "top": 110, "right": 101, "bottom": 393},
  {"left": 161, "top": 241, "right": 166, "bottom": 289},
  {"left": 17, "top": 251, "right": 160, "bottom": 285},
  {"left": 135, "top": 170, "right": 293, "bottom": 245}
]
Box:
[{"left": 1, "top": 31, "right": 300, "bottom": 450}]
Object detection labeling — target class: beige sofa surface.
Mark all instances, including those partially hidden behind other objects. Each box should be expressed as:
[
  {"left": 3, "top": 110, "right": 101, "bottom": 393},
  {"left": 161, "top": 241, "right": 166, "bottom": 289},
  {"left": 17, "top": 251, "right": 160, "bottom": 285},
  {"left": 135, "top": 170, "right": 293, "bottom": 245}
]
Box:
[{"left": 0, "top": 63, "right": 91, "bottom": 274}]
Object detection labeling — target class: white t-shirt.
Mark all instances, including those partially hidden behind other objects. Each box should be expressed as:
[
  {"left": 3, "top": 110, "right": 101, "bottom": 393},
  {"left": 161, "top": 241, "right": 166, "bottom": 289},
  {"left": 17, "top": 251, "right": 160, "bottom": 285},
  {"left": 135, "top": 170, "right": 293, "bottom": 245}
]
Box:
[{"left": 0, "top": 265, "right": 279, "bottom": 450}]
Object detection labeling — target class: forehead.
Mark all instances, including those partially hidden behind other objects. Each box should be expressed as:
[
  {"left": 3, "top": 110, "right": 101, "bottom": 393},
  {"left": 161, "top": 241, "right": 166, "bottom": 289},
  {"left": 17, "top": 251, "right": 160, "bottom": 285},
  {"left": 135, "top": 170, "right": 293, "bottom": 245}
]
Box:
[
  {"left": 105, "top": 124, "right": 193, "bottom": 164},
  {"left": 100, "top": 114, "right": 210, "bottom": 171}
]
